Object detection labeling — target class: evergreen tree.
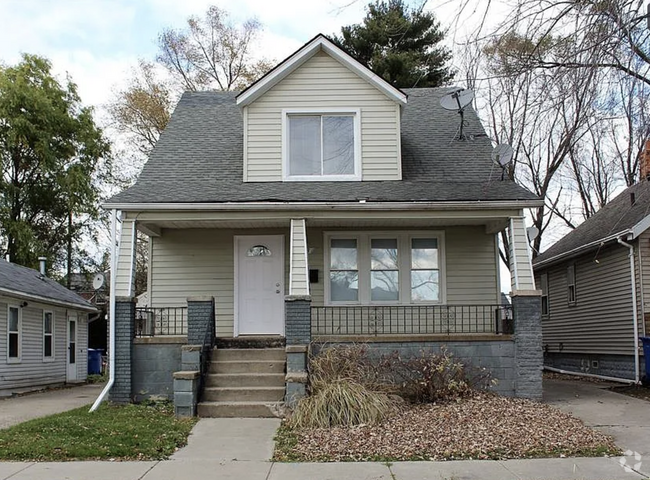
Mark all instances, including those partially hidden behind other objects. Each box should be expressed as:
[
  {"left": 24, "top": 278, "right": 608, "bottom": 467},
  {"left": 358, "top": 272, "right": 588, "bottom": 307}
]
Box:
[{"left": 334, "top": 0, "right": 454, "bottom": 88}]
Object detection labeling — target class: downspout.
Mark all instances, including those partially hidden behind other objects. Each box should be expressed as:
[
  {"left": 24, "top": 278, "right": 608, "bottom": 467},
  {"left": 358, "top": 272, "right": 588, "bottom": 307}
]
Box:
[
  {"left": 617, "top": 236, "right": 641, "bottom": 384},
  {"left": 90, "top": 209, "right": 118, "bottom": 411}
]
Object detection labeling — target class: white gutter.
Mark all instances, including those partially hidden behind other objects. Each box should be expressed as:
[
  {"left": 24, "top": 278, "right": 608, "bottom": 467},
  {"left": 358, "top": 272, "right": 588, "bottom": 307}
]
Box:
[
  {"left": 103, "top": 200, "right": 544, "bottom": 212},
  {"left": 544, "top": 366, "right": 635, "bottom": 384},
  {"left": 534, "top": 230, "right": 630, "bottom": 269},
  {"left": 90, "top": 209, "right": 118, "bottom": 412},
  {"left": 617, "top": 236, "right": 641, "bottom": 384},
  {"left": 0, "top": 287, "right": 97, "bottom": 312}
]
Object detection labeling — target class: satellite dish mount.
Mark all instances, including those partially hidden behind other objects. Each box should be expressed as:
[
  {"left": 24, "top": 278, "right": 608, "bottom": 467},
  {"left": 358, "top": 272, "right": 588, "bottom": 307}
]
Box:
[
  {"left": 440, "top": 88, "right": 475, "bottom": 140},
  {"left": 491, "top": 144, "right": 514, "bottom": 181}
]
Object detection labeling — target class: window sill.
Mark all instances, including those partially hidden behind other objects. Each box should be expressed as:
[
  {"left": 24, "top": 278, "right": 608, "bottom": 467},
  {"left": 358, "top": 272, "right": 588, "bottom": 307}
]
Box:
[
  {"left": 43, "top": 358, "right": 56, "bottom": 363},
  {"left": 7, "top": 359, "right": 21, "bottom": 364},
  {"left": 284, "top": 175, "right": 361, "bottom": 182}
]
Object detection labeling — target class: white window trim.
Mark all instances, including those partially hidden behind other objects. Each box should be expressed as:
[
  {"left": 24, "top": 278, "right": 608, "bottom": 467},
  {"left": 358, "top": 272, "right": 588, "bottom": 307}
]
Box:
[
  {"left": 7, "top": 305, "right": 21, "bottom": 364},
  {"left": 567, "top": 264, "right": 576, "bottom": 306},
  {"left": 540, "top": 272, "right": 549, "bottom": 316},
  {"left": 323, "top": 231, "right": 446, "bottom": 306},
  {"left": 282, "top": 107, "right": 362, "bottom": 182},
  {"left": 43, "top": 310, "right": 55, "bottom": 362}
]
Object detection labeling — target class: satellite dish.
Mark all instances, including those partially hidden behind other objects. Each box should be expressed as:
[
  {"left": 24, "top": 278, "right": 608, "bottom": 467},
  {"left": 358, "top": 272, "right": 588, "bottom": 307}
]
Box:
[
  {"left": 492, "top": 144, "right": 514, "bottom": 167},
  {"left": 527, "top": 226, "right": 540, "bottom": 243},
  {"left": 92, "top": 273, "right": 105, "bottom": 290},
  {"left": 440, "top": 88, "right": 474, "bottom": 111}
]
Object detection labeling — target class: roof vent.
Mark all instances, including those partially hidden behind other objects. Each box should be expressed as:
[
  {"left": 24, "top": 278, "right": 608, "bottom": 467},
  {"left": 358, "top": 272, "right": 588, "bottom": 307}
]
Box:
[{"left": 38, "top": 256, "right": 46, "bottom": 276}]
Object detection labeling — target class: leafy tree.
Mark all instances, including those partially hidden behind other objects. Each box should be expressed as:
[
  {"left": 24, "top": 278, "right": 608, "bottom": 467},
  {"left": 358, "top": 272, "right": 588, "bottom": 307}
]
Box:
[
  {"left": 334, "top": 0, "right": 454, "bottom": 88},
  {"left": 0, "top": 54, "right": 110, "bottom": 271}
]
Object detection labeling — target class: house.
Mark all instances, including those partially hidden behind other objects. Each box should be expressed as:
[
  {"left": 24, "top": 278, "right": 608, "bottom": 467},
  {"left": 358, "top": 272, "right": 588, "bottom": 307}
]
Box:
[
  {"left": 0, "top": 259, "right": 97, "bottom": 396},
  {"left": 533, "top": 180, "right": 650, "bottom": 383},
  {"left": 102, "top": 34, "right": 544, "bottom": 414}
]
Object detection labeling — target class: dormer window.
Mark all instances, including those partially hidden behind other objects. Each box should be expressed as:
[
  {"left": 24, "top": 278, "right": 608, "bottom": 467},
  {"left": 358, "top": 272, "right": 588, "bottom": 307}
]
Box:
[{"left": 283, "top": 108, "right": 361, "bottom": 181}]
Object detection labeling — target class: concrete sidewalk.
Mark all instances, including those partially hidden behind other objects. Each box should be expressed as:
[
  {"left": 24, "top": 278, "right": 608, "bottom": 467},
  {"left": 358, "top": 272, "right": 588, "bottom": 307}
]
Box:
[{"left": 0, "top": 384, "right": 103, "bottom": 429}]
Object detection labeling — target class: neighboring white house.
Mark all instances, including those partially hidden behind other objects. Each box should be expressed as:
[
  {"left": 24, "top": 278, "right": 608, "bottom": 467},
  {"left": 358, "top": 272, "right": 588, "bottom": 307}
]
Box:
[{"left": 0, "top": 259, "right": 97, "bottom": 395}]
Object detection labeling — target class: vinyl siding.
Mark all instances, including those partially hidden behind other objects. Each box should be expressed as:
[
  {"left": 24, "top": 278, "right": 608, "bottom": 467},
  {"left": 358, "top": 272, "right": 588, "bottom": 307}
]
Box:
[
  {"left": 537, "top": 243, "right": 642, "bottom": 355},
  {"left": 290, "top": 219, "right": 309, "bottom": 295},
  {"left": 150, "top": 226, "right": 499, "bottom": 337},
  {"left": 245, "top": 51, "right": 401, "bottom": 182},
  {"left": 114, "top": 219, "right": 135, "bottom": 297},
  {"left": 0, "top": 295, "right": 88, "bottom": 392},
  {"left": 509, "top": 217, "right": 535, "bottom": 291}
]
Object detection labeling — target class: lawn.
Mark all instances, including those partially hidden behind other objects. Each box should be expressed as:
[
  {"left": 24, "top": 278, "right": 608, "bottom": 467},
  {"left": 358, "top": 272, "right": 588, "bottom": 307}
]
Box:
[
  {"left": 274, "top": 393, "right": 620, "bottom": 462},
  {"left": 0, "top": 402, "right": 197, "bottom": 461}
]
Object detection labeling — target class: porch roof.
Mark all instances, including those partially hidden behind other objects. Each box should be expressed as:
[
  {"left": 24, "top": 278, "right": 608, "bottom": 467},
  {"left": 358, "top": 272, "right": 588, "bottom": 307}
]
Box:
[{"left": 106, "top": 88, "right": 539, "bottom": 207}]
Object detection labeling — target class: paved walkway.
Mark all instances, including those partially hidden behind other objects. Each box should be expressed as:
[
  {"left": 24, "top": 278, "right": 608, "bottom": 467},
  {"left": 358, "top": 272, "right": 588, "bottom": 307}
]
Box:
[
  {"left": 0, "top": 379, "right": 649, "bottom": 479},
  {"left": 0, "top": 384, "right": 103, "bottom": 429}
]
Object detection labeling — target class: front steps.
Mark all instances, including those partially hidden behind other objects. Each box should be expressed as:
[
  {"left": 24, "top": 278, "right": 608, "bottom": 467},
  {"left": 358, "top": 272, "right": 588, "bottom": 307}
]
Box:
[{"left": 198, "top": 346, "right": 286, "bottom": 418}]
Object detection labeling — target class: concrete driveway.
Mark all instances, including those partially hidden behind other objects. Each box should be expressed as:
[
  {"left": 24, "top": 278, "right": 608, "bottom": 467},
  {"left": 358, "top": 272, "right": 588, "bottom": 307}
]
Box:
[
  {"left": 544, "top": 377, "right": 650, "bottom": 477},
  {"left": 0, "top": 384, "right": 103, "bottom": 429}
]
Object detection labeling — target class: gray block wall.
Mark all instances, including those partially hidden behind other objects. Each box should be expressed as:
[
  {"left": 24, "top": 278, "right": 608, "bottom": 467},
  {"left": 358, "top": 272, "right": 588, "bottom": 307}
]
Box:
[
  {"left": 110, "top": 297, "right": 135, "bottom": 404},
  {"left": 285, "top": 296, "right": 311, "bottom": 345},
  {"left": 132, "top": 342, "right": 183, "bottom": 401},
  {"left": 187, "top": 297, "right": 214, "bottom": 345},
  {"left": 545, "top": 352, "right": 639, "bottom": 380},
  {"left": 513, "top": 294, "right": 543, "bottom": 400},
  {"left": 313, "top": 340, "right": 516, "bottom": 396}
]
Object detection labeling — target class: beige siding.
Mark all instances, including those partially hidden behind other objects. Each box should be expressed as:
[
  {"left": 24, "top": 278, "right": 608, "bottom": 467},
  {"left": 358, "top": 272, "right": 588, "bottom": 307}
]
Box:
[
  {"left": 0, "top": 296, "right": 88, "bottom": 392},
  {"left": 538, "top": 244, "right": 641, "bottom": 355},
  {"left": 290, "top": 219, "right": 309, "bottom": 295},
  {"left": 114, "top": 219, "right": 135, "bottom": 297},
  {"left": 509, "top": 217, "right": 535, "bottom": 291},
  {"left": 245, "top": 51, "right": 401, "bottom": 182},
  {"left": 150, "top": 226, "right": 499, "bottom": 337}
]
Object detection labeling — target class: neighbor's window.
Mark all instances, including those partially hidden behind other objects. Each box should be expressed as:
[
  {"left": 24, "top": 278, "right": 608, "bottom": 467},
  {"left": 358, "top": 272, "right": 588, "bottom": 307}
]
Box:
[
  {"left": 7, "top": 306, "right": 20, "bottom": 362},
  {"left": 567, "top": 264, "right": 576, "bottom": 305},
  {"left": 330, "top": 239, "right": 359, "bottom": 301},
  {"left": 540, "top": 273, "right": 549, "bottom": 315},
  {"left": 285, "top": 110, "right": 359, "bottom": 181},
  {"left": 371, "top": 239, "right": 399, "bottom": 301},
  {"left": 410, "top": 238, "right": 440, "bottom": 302},
  {"left": 43, "top": 311, "right": 54, "bottom": 360}
]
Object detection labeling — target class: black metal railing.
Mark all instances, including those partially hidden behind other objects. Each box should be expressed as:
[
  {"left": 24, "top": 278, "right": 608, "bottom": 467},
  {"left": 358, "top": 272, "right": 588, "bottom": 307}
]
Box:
[
  {"left": 311, "top": 304, "right": 514, "bottom": 336},
  {"left": 134, "top": 307, "right": 188, "bottom": 337},
  {"left": 198, "top": 303, "right": 216, "bottom": 401}
]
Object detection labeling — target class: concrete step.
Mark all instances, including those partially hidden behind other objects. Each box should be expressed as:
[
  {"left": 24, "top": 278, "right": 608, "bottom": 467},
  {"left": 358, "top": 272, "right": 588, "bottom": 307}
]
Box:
[
  {"left": 210, "top": 360, "right": 285, "bottom": 374},
  {"left": 197, "top": 401, "right": 282, "bottom": 418},
  {"left": 214, "top": 348, "right": 286, "bottom": 362},
  {"left": 205, "top": 373, "right": 285, "bottom": 388},
  {"left": 203, "top": 386, "right": 285, "bottom": 402}
]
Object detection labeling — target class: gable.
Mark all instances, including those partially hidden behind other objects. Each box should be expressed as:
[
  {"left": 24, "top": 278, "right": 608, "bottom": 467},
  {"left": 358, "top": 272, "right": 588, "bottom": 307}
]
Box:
[{"left": 244, "top": 50, "right": 402, "bottom": 182}]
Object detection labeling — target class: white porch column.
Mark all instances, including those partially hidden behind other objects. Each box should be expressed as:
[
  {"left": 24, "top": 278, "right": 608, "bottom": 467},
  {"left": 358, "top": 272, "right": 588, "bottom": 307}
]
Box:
[
  {"left": 289, "top": 218, "right": 310, "bottom": 296},
  {"left": 114, "top": 217, "right": 137, "bottom": 297},
  {"left": 508, "top": 216, "right": 536, "bottom": 292}
]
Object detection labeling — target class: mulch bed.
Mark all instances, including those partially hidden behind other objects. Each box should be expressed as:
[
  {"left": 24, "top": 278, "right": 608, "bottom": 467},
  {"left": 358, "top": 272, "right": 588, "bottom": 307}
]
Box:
[
  {"left": 275, "top": 392, "right": 619, "bottom": 462},
  {"left": 610, "top": 385, "right": 650, "bottom": 402}
]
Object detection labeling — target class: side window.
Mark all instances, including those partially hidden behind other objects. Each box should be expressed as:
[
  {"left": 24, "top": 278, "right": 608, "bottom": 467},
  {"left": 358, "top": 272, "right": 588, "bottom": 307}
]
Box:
[
  {"left": 7, "top": 306, "right": 21, "bottom": 362},
  {"left": 567, "top": 265, "right": 576, "bottom": 305},
  {"left": 540, "top": 273, "right": 549, "bottom": 316},
  {"left": 43, "top": 311, "right": 54, "bottom": 360}
]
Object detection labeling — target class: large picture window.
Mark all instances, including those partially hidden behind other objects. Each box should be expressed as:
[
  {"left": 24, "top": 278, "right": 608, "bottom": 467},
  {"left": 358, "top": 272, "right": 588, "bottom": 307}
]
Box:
[
  {"left": 7, "top": 306, "right": 21, "bottom": 362},
  {"left": 43, "top": 311, "right": 54, "bottom": 360},
  {"left": 326, "top": 232, "right": 444, "bottom": 304},
  {"left": 283, "top": 109, "right": 360, "bottom": 181}
]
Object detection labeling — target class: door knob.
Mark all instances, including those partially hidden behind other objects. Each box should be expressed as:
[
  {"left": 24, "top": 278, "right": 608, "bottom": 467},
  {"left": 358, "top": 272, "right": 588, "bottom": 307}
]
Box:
[{"left": 276, "top": 283, "right": 280, "bottom": 287}]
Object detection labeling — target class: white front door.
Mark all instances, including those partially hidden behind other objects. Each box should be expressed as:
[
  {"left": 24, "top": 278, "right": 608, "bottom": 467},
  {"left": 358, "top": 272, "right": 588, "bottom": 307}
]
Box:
[
  {"left": 236, "top": 235, "right": 284, "bottom": 336},
  {"left": 67, "top": 318, "right": 77, "bottom": 382}
]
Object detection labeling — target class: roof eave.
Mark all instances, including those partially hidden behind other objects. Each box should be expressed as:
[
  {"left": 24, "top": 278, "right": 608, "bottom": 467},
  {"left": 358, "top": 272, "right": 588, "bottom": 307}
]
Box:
[
  {"left": 236, "top": 34, "right": 408, "bottom": 107},
  {"left": 0, "top": 287, "right": 98, "bottom": 312}
]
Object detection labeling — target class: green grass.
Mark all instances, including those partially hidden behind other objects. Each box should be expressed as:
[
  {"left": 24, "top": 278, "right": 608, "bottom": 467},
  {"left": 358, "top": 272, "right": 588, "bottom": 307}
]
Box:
[{"left": 0, "top": 402, "right": 197, "bottom": 461}]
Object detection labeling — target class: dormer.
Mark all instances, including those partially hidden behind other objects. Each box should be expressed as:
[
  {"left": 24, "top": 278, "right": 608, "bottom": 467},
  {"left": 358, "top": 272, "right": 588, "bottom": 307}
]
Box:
[{"left": 237, "top": 34, "right": 407, "bottom": 182}]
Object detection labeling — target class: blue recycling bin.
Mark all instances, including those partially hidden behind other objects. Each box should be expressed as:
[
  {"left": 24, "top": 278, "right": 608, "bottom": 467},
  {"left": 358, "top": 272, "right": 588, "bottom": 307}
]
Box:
[
  {"left": 87, "top": 348, "right": 102, "bottom": 375},
  {"left": 641, "top": 337, "right": 650, "bottom": 382}
]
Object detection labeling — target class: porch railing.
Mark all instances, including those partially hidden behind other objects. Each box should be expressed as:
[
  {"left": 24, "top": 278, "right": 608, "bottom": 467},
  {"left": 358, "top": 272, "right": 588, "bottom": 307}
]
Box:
[
  {"left": 135, "top": 307, "right": 188, "bottom": 337},
  {"left": 311, "top": 304, "right": 513, "bottom": 336}
]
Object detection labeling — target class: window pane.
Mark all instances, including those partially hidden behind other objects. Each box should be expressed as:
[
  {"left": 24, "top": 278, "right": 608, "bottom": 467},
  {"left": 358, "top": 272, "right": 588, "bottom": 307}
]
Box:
[
  {"left": 411, "top": 238, "right": 438, "bottom": 269},
  {"left": 330, "top": 271, "right": 358, "bottom": 301},
  {"left": 9, "top": 333, "right": 18, "bottom": 358},
  {"left": 44, "top": 337, "right": 52, "bottom": 357},
  {"left": 323, "top": 116, "right": 354, "bottom": 175},
  {"left": 44, "top": 313, "right": 52, "bottom": 334},
  {"left": 371, "top": 271, "right": 399, "bottom": 301},
  {"left": 247, "top": 245, "right": 271, "bottom": 257},
  {"left": 9, "top": 308, "right": 18, "bottom": 332},
  {"left": 371, "top": 239, "right": 398, "bottom": 270},
  {"left": 289, "top": 116, "right": 321, "bottom": 176},
  {"left": 69, "top": 321, "right": 76, "bottom": 342},
  {"left": 331, "top": 239, "right": 357, "bottom": 269},
  {"left": 411, "top": 270, "right": 439, "bottom": 301}
]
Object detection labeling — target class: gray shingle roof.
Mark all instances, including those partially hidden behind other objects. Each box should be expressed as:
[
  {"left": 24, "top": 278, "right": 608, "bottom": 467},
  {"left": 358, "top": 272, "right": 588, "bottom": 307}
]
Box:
[
  {"left": 107, "top": 88, "right": 538, "bottom": 205},
  {"left": 0, "top": 260, "right": 97, "bottom": 311},
  {"left": 534, "top": 181, "right": 650, "bottom": 266}
]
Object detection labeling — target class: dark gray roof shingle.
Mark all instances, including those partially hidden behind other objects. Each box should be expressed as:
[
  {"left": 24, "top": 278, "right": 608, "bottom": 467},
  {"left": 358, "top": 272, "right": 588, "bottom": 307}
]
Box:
[
  {"left": 108, "top": 88, "right": 538, "bottom": 205},
  {"left": 0, "top": 260, "right": 96, "bottom": 310},
  {"left": 534, "top": 181, "right": 650, "bottom": 266}
]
